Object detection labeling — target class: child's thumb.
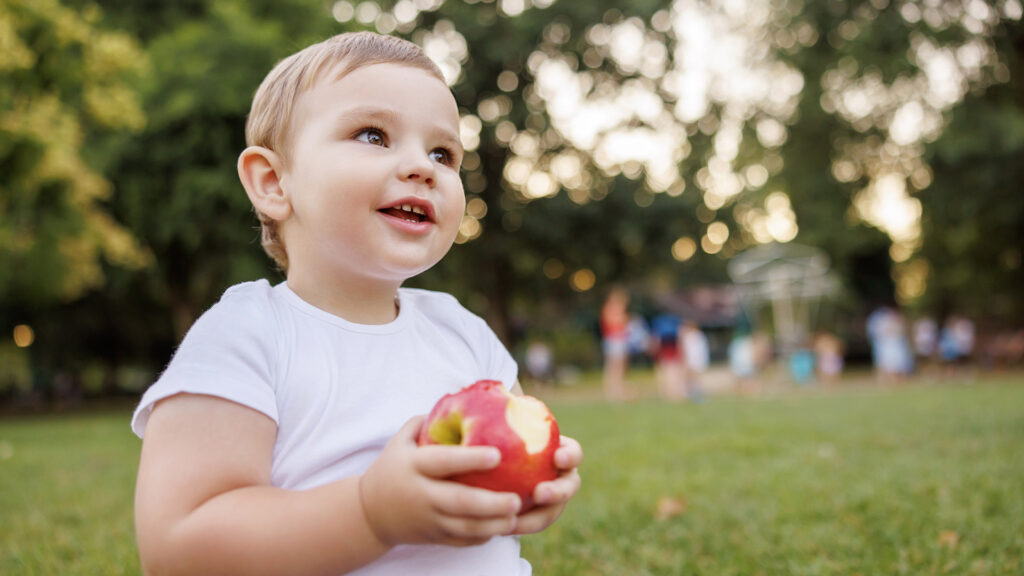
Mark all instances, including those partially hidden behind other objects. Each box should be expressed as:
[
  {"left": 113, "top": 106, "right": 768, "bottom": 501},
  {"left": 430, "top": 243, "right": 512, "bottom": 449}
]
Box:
[{"left": 395, "top": 414, "right": 427, "bottom": 443}]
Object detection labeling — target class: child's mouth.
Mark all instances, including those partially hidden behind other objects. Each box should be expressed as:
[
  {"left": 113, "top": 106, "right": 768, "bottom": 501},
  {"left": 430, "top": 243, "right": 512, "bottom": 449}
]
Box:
[{"left": 380, "top": 204, "right": 429, "bottom": 223}]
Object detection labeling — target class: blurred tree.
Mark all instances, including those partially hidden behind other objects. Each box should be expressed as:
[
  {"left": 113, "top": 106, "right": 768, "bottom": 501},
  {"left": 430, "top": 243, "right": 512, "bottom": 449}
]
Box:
[
  {"left": 403, "top": 0, "right": 1024, "bottom": 338},
  {"left": 0, "top": 0, "right": 150, "bottom": 305},
  {"left": 2, "top": 0, "right": 351, "bottom": 395},
  {"left": 404, "top": 0, "right": 721, "bottom": 341},
  {"left": 918, "top": 15, "right": 1024, "bottom": 325},
  {"left": 96, "top": 0, "right": 345, "bottom": 340},
  {"left": 780, "top": 0, "right": 1023, "bottom": 326},
  {"left": 5, "top": 0, "right": 1022, "bottom": 400}
]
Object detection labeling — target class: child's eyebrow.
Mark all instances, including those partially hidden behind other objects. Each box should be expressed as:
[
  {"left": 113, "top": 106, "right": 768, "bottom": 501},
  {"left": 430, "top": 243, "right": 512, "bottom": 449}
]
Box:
[
  {"left": 336, "top": 105, "right": 400, "bottom": 126},
  {"left": 339, "top": 105, "right": 463, "bottom": 153}
]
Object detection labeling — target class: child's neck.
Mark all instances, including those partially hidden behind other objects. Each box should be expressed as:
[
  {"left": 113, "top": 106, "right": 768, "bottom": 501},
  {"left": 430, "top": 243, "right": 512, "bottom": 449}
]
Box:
[{"left": 285, "top": 272, "right": 400, "bottom": 325}]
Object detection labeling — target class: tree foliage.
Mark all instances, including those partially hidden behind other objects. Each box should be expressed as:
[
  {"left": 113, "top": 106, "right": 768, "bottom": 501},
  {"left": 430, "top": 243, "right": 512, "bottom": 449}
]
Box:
[
  {"left": 104, "top": 0, "right": 344, "bottom": 338},
  {"left": 0, "top": 0, "right": 149, "bottom": 305},
  {"left": 918, "top": 15, "right": 1024, "bottom": 324},
  {"left": 2, "top": 0, "right": 1022, "bottom": 395}
]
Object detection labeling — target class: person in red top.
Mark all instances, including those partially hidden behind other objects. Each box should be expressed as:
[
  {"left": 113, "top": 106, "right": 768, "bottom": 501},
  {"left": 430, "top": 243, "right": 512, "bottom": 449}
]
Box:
[
  {"left": 600, "top": 287, "right": 632, "bottom": 401},
  {"left": 650, "top": 313, "right": 687, "bottom": 402}
]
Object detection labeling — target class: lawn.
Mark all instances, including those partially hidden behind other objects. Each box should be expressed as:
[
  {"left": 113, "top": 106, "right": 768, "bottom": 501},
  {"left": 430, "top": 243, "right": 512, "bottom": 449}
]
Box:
[{"left": 2, "top": 373, "right": 1022, "bottom": 575}]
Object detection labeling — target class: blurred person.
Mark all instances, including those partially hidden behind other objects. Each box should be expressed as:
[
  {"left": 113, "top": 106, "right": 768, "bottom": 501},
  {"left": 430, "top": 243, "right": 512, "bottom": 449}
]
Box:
[
  {"left": 524, "top": 340, "right": 554, "bottom": 386},
  {"left": 650, "top": 312, "right": 687, "bottom": 402},
  {"left": 728, "top": 326, "right": 758, "bottom": 395},
  {"left": 626, "top": 313, "right": 652, "bottom": 366},
  {"left": 130, "top": 32, "right": 582, "bottom": 576},
  {"left": 600, "top": 286, "right": 633, "bottom": 402},
  {"left": 939, "top": 315, "right": 976, "bottom": 378},
  {"left": 752, "top": 330, "right": 774, "bottom": 374},
  {"left": 681, "top": 320, "right": 709, "bottom": 401},
  {"left": 869, "top": 306, "right": 913, "bottom": 383},
  {"left": 813, "top": 331, "right": 844, "bottom": 386},
  {"left": 913, "top": 316, "right": 938, "bottom": 362},
  {"left": 892, "top": 310, "right": 915, "bottom": 378},
  {"left": 789, "top": 346, "right": 816, "bottom": 385},
  {"left": 953, "top": 316, "right": 976, "bottom": 359},
  {"left": 866, "top": 305, "right": 888, "bottom": 377}
]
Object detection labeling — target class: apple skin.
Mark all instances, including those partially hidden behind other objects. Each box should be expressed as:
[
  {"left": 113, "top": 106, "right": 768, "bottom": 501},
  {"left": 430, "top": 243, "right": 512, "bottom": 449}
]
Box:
[{"left": 417, "top": 380, "right": 560, "bottom": 511}]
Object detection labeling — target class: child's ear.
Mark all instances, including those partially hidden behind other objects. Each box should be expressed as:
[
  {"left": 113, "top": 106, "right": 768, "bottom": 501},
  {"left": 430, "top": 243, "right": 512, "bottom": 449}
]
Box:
[{"left": 238, "top": 146, "right": 291, "bottom": 222}]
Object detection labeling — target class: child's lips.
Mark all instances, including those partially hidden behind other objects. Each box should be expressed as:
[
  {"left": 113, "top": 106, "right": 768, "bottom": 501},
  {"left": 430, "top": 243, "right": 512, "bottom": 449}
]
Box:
[
  {"left": 377, "top": 200, "right": 437, "bottom": 235},
  {"left": 377, "top": 199, "right": 435, "bottom": 224},
  {"left": 379, "top": 205, "right": 429, "bottom": 223}
]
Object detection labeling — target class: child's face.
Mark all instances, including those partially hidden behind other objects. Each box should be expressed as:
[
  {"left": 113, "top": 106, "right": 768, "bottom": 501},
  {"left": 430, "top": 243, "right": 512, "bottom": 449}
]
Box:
[{"left": 280, "top": 62, "right": 465, "bottom": 286}]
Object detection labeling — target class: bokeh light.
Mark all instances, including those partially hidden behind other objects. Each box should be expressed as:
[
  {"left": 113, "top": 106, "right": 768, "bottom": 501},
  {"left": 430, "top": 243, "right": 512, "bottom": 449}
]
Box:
[
  {"left": 671, "top": 237, "right": 697, "bottom": 262},
  {"left": 13, "top": 324, "right": 34, "bottom": 348},
  {"left": 570, "top": 268, "right": 595, "bottom": 292},
  {"left": 419, "top": 20, "right": 468, "bottom": 85},
  {"left": 466, "top": 197, "right": 488, "bottom": 219},
  {"left": 707, "top": 221, "right": 730, "bottom": 245},
  {"left": 896, "top": 257, "right": 930, "bottom": 303},
  {"left": 701, "top": 234, "right": 723, "bottom": 255},
  {"left": 459, "top": 114, "right": 482, "bottom": 152},
  {"left": 455, "top": 214, "right": 482, "bottom": 244},
  {"left": 543, "top": 258, "right": 565, "bottom": 279},
  {"left": 332, "top": 1, "right": 355, "bottom": 22},
  {"left": 355, "top": 1, "right": 380, "bottom": 25}
]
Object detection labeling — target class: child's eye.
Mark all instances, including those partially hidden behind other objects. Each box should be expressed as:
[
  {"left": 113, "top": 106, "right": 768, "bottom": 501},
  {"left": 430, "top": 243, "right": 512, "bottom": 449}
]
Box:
[
  {"left": 355, "top": 128, "right": 386, "bottom": 146},
  {"left": 430, "top": 148, "right": 454, "bottom": 166}
]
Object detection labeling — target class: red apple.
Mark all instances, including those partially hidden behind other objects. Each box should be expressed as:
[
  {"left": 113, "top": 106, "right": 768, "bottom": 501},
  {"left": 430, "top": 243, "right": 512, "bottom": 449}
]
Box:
[{"left": 417, "top": 380, "right": 560, "bottom": 511}]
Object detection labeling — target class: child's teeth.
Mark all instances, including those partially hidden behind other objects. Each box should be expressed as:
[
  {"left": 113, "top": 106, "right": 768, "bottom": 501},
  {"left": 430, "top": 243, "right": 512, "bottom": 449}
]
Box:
[{"left": 389, "top": 203, "right": 426, "bottom": 222}]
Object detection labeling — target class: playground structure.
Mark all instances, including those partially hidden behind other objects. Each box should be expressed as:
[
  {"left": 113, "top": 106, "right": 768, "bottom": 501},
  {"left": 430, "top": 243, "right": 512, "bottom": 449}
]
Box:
[{"left": 728, "top": 243, "right": 841, "bottom": 381}]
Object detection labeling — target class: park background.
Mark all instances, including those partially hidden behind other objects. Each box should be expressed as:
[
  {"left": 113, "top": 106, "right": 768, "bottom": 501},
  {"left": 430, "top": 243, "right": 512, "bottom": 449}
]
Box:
[{"left": 1, "top": 0, "right": 1023, "bottom": 574}]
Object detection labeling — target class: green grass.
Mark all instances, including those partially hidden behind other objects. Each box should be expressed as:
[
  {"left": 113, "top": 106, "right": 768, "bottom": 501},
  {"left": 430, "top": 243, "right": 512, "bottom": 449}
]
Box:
[
  {"left": 0, "top": 408, "right": 141, "bottom": 575},
  {"left": 527, "top": 375, "right": 1024, "bottom": 575},
  {"left": 2, "top": 376, "right": 1023, "bottom": 575}
]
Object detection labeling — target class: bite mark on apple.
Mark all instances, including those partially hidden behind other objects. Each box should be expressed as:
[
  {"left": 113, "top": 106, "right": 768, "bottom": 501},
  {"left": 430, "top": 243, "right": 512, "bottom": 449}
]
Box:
[{"left": 506, "top": 396, "right": 554, "bottom": 454}]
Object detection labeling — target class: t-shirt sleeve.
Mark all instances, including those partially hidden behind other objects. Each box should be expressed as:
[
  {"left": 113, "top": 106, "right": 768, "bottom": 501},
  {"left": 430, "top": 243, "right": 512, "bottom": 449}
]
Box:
[
  {"left": 130, "top": 284, "right": 279, "bottom": 438},
  {"left": 461, "top": 305, "right": 519, "bottom": 391}
]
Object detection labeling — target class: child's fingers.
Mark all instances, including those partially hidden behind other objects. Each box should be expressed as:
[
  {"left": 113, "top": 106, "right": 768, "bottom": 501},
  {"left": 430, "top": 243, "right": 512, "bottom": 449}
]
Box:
[
  {"left": 509, "top": 503, "right": 561, "bottom": 535},
  {"left": 429, "top": 482, "right": 521, "bottom": 518},
  {"left": 436, "top": 512, "right": 518, "bottom": 542},
  {"left": 508, "top": 470, "right": 581, "bottom": 535},
  {"left": 532, "top": 468, "right": 581, "bottom": 507},
  {"left": 414, "top": 445, "right": 501, "bottom": 478},
  {"left": 391, "top": 415, "right": 427, "bottom": 444},
  {"left": 554, "top": 435, "right": 583, "bottom": 469},
  {"left": 385, "top": 414, "right": 428, "bottom": 450}
]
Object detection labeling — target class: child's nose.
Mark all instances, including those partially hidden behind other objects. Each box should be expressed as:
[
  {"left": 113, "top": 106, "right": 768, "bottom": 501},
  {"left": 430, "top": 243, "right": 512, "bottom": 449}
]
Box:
[{"left": 399, "top": 149, "right": 436, "bottom": 186}]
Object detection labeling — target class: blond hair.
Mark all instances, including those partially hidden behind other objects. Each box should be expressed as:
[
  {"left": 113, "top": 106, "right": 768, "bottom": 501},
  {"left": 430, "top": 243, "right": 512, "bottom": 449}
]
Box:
[{"left": 244, "top": 31, "right": 446, "bottom": 270}]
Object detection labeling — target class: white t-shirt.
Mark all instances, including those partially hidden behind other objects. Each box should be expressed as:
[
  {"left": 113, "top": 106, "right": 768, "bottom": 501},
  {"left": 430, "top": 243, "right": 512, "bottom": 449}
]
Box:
[{"left": 131, "top": 280, "right": 529, "bottom": 576}]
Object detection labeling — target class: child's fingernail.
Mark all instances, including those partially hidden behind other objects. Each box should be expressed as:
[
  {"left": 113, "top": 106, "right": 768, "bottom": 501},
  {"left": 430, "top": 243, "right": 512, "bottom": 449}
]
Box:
[{"left": 487, "top": 449, "right": 501, "bottom": 466}]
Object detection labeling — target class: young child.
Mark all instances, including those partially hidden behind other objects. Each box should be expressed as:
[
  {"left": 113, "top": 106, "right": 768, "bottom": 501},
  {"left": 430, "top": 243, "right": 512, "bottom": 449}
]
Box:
[{"left": 131, "top": 31, "right": 583, "bottom": 576}]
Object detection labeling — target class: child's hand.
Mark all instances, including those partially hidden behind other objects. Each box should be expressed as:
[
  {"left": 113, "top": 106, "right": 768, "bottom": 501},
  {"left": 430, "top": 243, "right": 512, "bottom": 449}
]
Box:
[
  {"left": 511, "top": 435, "right": 583, "bottom": 534},
  {"left": 359, "top": 416, "right": 522, "bottom": 548}
]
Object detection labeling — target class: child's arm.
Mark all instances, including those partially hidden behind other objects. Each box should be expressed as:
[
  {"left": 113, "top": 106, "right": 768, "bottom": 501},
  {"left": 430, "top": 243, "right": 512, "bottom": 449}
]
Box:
[{"left": 136, "top": 394, "right": 520, "bottom": 576}]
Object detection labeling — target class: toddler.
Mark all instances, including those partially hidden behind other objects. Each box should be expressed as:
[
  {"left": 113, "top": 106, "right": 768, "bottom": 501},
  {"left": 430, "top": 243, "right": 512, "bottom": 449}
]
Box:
[{"left": 131, "top": 31, "right": 582, "bottom": 576}]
